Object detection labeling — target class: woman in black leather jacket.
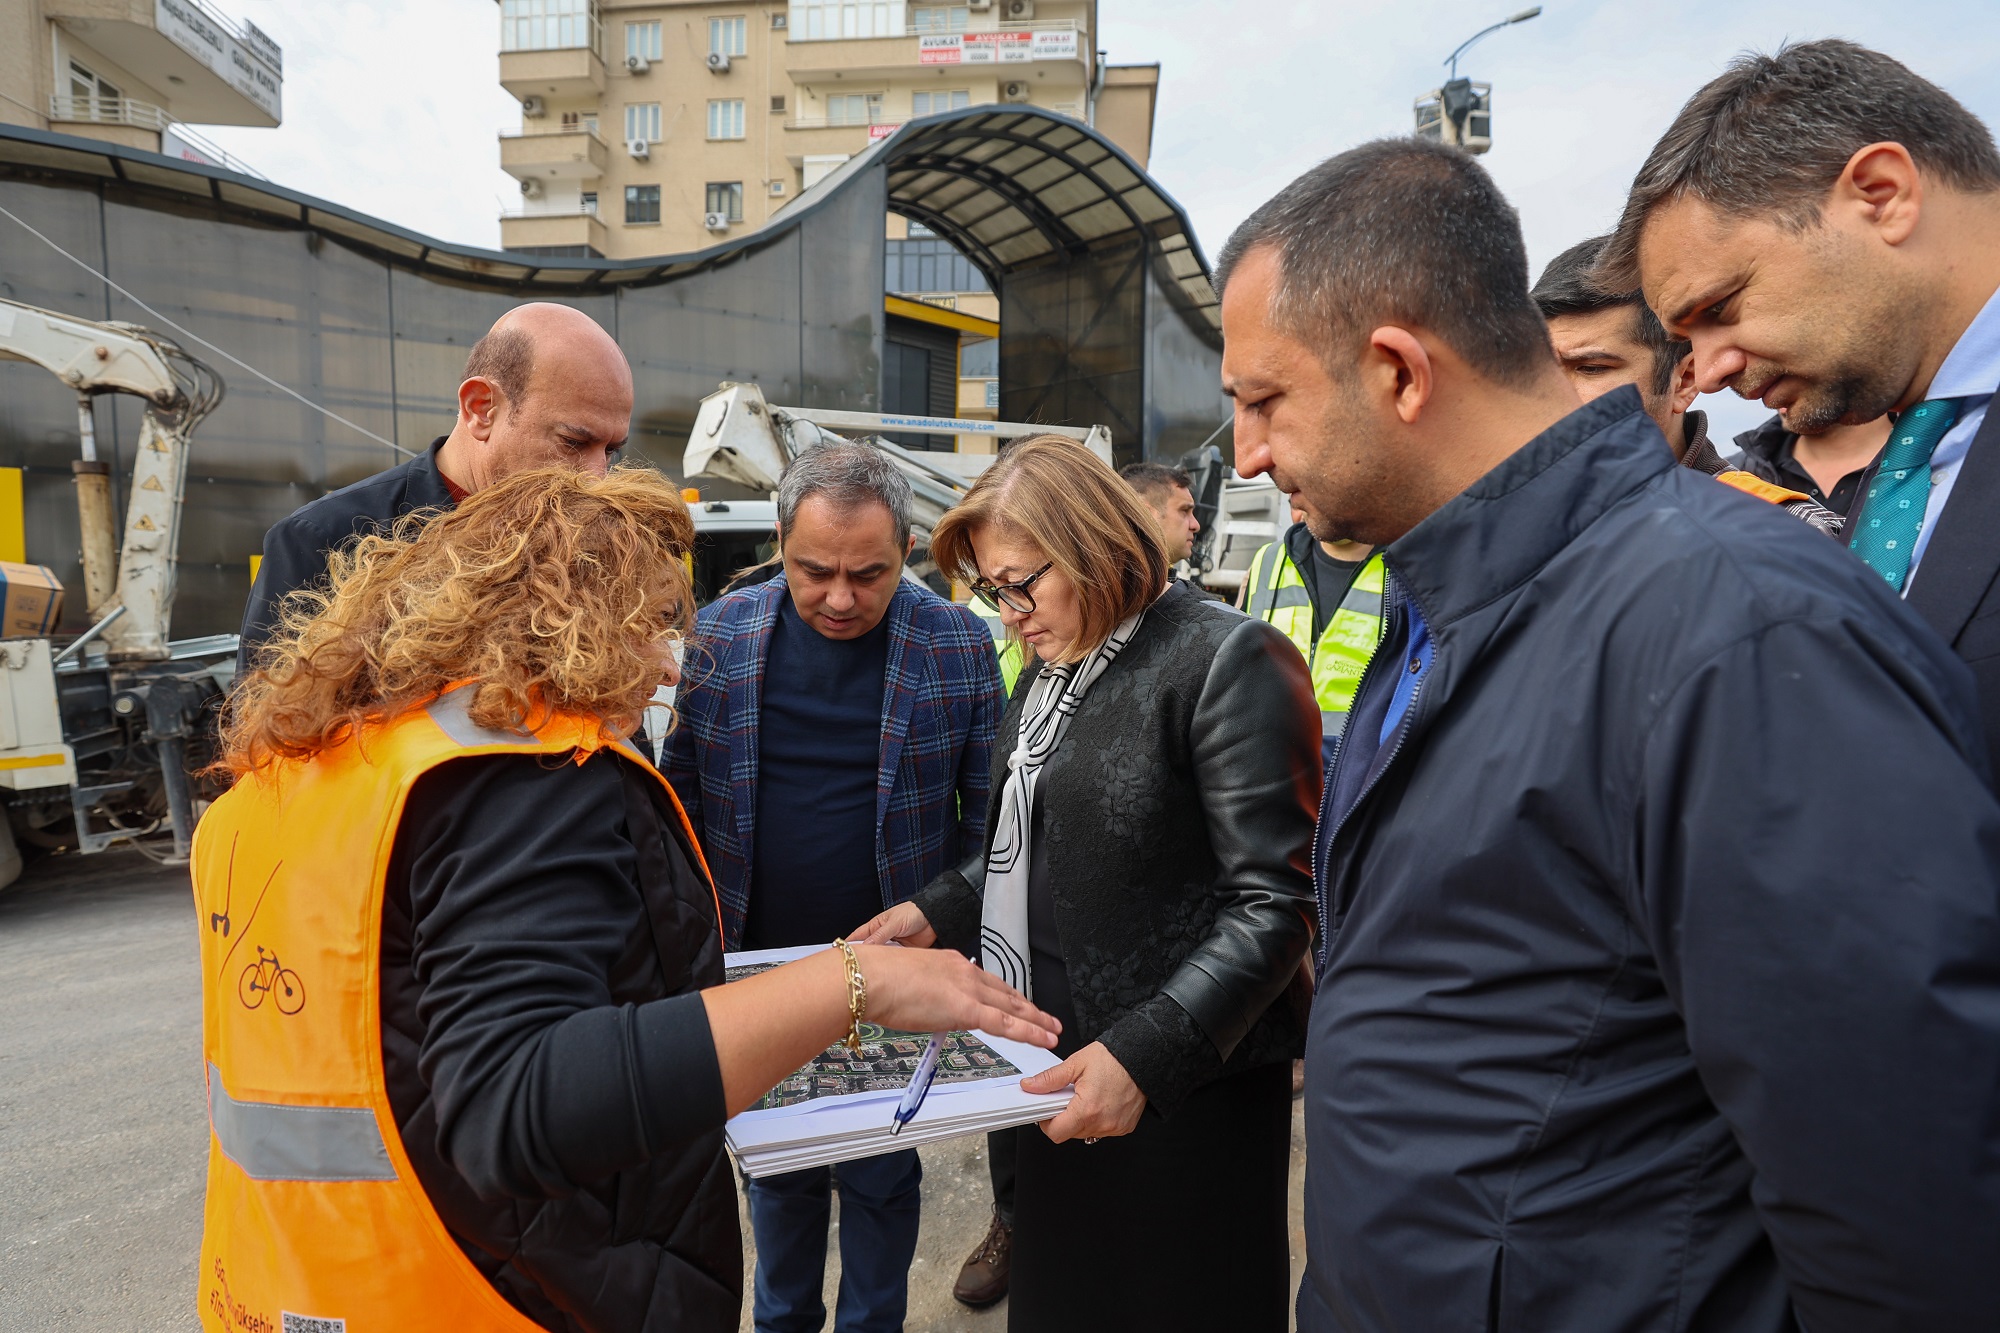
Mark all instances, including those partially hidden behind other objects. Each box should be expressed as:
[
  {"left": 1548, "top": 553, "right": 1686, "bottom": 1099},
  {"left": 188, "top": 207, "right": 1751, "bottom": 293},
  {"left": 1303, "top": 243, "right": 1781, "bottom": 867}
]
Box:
[{"left": 853, "top": 437, "right": 1321, "bottom": 1333}]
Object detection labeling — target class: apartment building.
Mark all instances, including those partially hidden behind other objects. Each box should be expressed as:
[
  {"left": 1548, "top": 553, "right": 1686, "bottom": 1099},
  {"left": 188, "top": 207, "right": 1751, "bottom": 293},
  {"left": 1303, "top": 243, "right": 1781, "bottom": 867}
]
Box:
[
  {"left": 496, "top": 0, "right": 1158, "bottom": 261},
  {"left": 0, "top": 0, "right": 281, "bottom": 176}
]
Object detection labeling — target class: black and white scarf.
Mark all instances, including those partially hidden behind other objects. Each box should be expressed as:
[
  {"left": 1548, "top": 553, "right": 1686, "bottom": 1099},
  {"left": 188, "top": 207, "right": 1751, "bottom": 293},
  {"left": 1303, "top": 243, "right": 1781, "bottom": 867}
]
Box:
[{"left": 979, "top": 610, "right": 1145, "bottom": 996}]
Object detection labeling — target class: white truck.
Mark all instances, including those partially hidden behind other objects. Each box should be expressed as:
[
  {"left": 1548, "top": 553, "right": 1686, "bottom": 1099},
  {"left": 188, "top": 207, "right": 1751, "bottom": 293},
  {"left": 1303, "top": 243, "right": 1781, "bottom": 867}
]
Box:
[{"left": 0, "top": 297, "right": 233, "bottom": 885}]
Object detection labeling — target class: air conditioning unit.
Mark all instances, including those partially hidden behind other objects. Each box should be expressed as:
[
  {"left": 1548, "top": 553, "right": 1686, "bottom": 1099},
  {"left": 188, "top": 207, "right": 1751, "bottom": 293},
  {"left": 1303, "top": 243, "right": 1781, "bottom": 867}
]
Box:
[
  {"left": 1002, "top": 0, "right": 1034, "bottom": 17},
  {"left": 520, "top": 94, "right": 545, "bottom": 118},
  {"left": 627, "top": 138, "right": 650, "bottom": 159},
  {"left": 519, "top": 177, "right": 545, "bottom": 200},
  {"left": 1001, "top": 81, "right": 1032, "bottom": 103},
  {"left": 626, "top": 55, "right": 650, "bottom": 74},
  {"left": 706, "top": 51, "right": 731, "bottom": 73},
  {"left": 704, "top": 211, "right": 731, "bottom": 232},
  {"left": 967, "top": 0, "right": 994, "bottom": 9}
]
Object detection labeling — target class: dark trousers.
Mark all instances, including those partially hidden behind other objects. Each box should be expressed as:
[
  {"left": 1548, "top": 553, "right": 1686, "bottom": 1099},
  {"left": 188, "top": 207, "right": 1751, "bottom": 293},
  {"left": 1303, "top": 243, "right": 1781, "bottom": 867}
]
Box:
[
  {"left": 988, "top": 1127, "right": 1017, "bottom": 1226},
  {"left": 747, "top": 1148, "right": 923, "bottom": 1333}
]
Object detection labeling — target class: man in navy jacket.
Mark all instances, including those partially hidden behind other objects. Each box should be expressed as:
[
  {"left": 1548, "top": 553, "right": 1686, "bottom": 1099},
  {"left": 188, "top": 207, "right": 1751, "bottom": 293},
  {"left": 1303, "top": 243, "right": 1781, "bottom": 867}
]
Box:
[{"left": 1218, "top": 137, "right": 2000, "bottom": 1330}]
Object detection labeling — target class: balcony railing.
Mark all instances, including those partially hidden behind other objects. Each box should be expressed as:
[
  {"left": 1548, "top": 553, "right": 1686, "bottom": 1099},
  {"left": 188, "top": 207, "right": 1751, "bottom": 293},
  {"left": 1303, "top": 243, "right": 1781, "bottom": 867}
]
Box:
[
  {"left": 48, "top": 97, "right": 266, "bottom": 178},
  {"left": 499, "top": 124, "right": 604, "bottom": 140},
  {"left": 500, "top": 203, "right": 602, "bottom": 219},
  {"left": 789, "top": 16, "right": 1084, "bottom": 41}
]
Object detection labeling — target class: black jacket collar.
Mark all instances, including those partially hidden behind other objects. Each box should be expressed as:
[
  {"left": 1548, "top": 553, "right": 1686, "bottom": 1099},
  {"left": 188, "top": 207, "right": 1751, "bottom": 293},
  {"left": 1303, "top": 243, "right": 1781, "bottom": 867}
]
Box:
[
  {"left": 1732, "top": 412, "right": 1792, "bottom": 469},
  {"left": 1386, "top": 385, "right": 1675, "bottom": 633},
  {"left": 411, "top": 436, "right": 455, "bottom": 509}
]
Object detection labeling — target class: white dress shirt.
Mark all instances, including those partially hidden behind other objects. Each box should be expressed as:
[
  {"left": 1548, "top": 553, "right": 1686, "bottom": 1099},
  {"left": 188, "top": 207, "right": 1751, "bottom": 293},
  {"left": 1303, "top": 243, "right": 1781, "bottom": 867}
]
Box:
[{"left": 1906, "top": 282, "right": 2000, "bottom": 588}]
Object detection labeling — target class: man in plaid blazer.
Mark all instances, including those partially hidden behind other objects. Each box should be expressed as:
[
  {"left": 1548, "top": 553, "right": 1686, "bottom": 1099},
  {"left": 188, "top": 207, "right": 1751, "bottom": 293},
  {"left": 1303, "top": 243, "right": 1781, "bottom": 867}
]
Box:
[{"left": 663, "top": 443, "right": 1003, "bottom": 1333}]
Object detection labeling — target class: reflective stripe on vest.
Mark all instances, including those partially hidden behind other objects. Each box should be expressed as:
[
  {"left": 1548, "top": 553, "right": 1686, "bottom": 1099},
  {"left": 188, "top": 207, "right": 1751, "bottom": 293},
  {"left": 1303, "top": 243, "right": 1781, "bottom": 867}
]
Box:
[
  {"left": 967, "top": 598, "right": 1024, "bottom": 694},
  {"left": 191, "top": 687, "right": 718, "bottom": 1332},
  {"left": 206, "top": 1062, "right": 395, "bottom": 1183},
  {"left": 1245, "top": 540, "right": 1387, "bottom": 732}
]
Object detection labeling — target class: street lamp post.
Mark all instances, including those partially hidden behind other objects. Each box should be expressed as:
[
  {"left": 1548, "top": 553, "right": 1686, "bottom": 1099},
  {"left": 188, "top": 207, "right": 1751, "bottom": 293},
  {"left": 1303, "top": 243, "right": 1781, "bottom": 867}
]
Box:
[{"left": 1414, "top": 6, "right": 1542, "bottom": 155}]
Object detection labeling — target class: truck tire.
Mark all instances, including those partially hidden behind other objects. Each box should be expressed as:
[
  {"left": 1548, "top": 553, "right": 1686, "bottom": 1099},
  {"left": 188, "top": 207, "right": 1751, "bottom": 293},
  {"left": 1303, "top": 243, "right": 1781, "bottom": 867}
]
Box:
[{"left": 0, "top": 816, "right": 22, "bottom": 893}]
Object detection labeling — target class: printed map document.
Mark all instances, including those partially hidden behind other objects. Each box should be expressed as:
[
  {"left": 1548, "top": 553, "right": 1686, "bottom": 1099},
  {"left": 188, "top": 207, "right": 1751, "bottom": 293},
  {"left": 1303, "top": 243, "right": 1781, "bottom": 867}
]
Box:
[{"left": 723, "top": 944, "right": 1074, "bottom": 1176}]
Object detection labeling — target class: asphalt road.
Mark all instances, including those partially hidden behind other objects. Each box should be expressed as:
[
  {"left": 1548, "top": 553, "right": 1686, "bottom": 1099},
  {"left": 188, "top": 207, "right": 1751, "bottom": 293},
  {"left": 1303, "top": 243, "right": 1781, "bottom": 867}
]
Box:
[{"left": 0, "top": 849, "right": 1308, "bottom": 1332}]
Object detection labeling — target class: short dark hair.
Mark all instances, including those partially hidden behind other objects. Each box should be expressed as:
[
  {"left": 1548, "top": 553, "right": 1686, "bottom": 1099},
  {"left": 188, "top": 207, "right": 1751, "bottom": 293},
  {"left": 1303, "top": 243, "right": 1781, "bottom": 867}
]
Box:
[
  {"left": 1532, "top": 235, "right": 1688, "bottom": 399},
  {"left": 1600, "top": 39, "right": 2000, "bottom": 289},
  {"left": 1117, "top": 461, "right": 1192, "bottom": 502},
  {"left": 1215, "top": 137, "right": 1552, "bottom": 389},
  {"left": 462, "top": 327, "right": 534, "bottom": 411},
  {"left": 777, "top": 441, "right": 914, "bottom": 547}
]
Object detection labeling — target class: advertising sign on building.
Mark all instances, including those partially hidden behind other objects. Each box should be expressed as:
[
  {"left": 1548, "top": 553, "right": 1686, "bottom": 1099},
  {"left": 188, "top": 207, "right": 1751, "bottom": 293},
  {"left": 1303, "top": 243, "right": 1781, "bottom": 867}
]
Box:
[
  {"left": 867, "top": 123, "right": 898, "bottom": 141},
  {"left": 154, "top": 0, "right": 283, "bottom": 121},
  {"left": 919, "top": 30, "right": 1073, "bottom": 66}
]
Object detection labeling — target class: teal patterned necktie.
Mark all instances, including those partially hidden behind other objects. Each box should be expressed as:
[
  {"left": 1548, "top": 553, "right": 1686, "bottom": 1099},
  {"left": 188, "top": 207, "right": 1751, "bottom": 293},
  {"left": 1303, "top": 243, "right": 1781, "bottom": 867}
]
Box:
[{"left": 1849, "top": 397, "right": 1963, "bottom": 592}]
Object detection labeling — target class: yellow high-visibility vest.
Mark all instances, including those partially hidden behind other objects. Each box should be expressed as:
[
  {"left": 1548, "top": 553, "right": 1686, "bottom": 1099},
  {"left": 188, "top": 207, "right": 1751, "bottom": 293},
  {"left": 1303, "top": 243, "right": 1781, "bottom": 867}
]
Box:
[
  {"left": 1245, "top": 538, "right": 1387, "bottom": 744},
  {"left": 191, "top": 686, "right": 718, "bottom": 1333}
]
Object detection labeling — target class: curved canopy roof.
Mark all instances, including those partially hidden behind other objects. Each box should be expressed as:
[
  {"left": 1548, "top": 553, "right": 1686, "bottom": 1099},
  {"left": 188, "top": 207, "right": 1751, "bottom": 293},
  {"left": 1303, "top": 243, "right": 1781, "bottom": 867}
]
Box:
[{"left": 0, "top": 107, "right": 1216, "bottom": 336}]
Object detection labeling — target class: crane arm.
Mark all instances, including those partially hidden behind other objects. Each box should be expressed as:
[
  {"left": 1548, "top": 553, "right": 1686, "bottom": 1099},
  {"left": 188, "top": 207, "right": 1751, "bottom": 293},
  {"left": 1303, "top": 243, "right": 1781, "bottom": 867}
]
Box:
[{"left": 0, "top": 300, "right": 181, "bottom": 403}]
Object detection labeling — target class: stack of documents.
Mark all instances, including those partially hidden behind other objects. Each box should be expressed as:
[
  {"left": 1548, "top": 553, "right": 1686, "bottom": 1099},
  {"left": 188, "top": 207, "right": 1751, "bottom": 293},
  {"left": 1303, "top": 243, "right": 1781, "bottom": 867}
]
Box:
[{"left": 723, "top": 944, "right": 1074, "bottom": 1177}]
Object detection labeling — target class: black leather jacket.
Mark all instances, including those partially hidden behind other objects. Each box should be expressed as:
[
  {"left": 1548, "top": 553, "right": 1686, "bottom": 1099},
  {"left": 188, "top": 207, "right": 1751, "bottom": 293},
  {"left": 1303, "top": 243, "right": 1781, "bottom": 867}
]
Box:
[{"left": 912, "top": 581, "right": 1320, "bottom": 1113}]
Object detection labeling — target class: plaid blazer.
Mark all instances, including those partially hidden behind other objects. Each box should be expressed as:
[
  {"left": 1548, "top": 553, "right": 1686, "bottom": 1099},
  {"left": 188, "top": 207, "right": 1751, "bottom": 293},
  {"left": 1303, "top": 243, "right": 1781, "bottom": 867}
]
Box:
[{"left": 664, "top": 573, "right": 1004, "bottom": 949}]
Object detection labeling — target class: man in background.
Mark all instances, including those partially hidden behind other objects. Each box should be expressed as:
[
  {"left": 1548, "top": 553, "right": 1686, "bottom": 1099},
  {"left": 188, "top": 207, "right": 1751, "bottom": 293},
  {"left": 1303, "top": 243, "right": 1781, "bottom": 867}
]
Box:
[
  {"left": 1239, "top": 497, "right": 1383, "bottom": 765},
  {"left": 1601, "top": 38, "right": 2000, "bottom": 778},
  {"left": 1118, "top": 461, "right": 1202, "bottom": 567},
  {"left": 237, "top": 303, "right": 628, "bottom": 672},
  {"left": 1732, "top": 413, "right": 1890, "bottom": 521},
  {"left": 665, "top": 443, "right": 1003, "bottom": 1333},
  {"left": 1533, "top": 236, "right": 1841, "bottom": 534}
]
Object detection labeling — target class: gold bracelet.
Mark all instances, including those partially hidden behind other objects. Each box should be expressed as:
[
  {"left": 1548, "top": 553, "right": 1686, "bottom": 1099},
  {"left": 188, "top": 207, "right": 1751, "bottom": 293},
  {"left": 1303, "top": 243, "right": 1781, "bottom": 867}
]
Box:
[{"left": 831, "top": 937, "right": 868, "bottom": 1052}]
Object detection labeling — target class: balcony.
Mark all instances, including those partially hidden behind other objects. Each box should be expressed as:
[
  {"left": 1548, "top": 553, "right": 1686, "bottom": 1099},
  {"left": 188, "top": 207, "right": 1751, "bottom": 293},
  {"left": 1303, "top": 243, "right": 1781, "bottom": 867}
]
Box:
[
  {"left": 48, "top": 96, "right": 265, "bottom": 175},
  {"left": 786, "top": 17, "right": 1089, "bottom": 79},
  {"left": 500, "top": 126, "right": 607, "bottom": 181},
  {"left": 500, "top": 47, "right": 608, "bottom": 102},
  {"left": 47, "top": 0, "right": 282, "bottom": 125},
  {"left": 499, "top": 207, "right": 608, "bottom": 257}
]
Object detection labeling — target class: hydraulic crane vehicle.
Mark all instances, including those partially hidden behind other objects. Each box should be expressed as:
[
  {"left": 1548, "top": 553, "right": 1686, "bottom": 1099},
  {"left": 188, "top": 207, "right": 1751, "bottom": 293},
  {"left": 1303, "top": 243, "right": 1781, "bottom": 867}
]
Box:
[{"left": 0, "top": 296, "right": 231, "bottom": 887}]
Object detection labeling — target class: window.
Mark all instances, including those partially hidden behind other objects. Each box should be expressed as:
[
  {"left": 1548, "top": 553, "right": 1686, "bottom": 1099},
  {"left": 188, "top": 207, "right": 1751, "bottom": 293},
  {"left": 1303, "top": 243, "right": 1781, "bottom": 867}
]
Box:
[
  {"left": 826, "top": 92, "right": 884, "bottom": 126},
  {"left": 911, "top": 6, "right": 968, "bottom": 33},
  {"left": 501, "top": 0, "right": 599, "bottom": 53},
  {"left": 581, "top": 191, "right": 598, "bottom": 215},
  {"left": 624, "top": 102, "right": 661, "bottom": 142},
  {"left": 625, "top": 184, "right": 660, "bottom": 224},
  {"left": 705, "top": 182, "right": 744, "bottom": 222},
  {"left": 625, "top": 21, "right": 662, "bottom": 60},
  {"left": 770, "top": 95, "right": 787, "bottom": 113},
  {"left": 960, "top": 336, "right": 997, "bottom": 378},
  {"left": 67, "top": 60, "right": 120, "bottom": 115},
  {"left": 787, "top": 2, "right": 906, "bottom": 41},
  {"left": 707, "top": 99, "right": 746, "bottom": 139},
  {"left": 709, "top": 16, "right": 747, "bottom": 56},
  {"left": 911, "top": 90, "right": 968, "bottom": 117},
  {"left": 885, "top": 237, "right": 989, "bottom": 294}
]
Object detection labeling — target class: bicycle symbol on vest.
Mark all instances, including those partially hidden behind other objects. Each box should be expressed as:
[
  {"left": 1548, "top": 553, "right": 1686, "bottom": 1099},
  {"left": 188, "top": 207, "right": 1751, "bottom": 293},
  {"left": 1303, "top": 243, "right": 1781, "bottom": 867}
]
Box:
[{"left": 238, "top": 945, "right": 306, "bottom": 1015}]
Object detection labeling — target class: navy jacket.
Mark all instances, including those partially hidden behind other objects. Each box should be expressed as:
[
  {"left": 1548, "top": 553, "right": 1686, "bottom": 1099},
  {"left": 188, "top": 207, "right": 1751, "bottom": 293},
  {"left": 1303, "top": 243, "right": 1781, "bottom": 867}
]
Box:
[
  {"left": 237, "top": 439, "right": 453, "bottom": 674},
  {"left": 1300, "top": 388, "right": 2000, "bottom": 1332}
]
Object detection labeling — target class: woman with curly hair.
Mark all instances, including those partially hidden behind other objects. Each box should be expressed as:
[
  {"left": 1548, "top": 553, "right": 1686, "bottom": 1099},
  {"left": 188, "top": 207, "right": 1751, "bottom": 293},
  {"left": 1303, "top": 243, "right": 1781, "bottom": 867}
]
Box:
[
  {"left": 193, "top": 465, "right": 1056, "bottom": 1333},
  {"left": 852, "top": 437, "right": 1322, "bottom": 1332}
]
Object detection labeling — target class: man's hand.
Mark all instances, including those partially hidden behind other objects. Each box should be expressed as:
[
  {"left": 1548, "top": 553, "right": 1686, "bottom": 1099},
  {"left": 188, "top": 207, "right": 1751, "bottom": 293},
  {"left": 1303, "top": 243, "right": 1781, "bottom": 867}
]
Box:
[
  {"left": 1020, "top": 1041, "right": 1147, "bottom": 1143},
  {"left": 849, "top": 900, "right": 936, "bottom": 948}
]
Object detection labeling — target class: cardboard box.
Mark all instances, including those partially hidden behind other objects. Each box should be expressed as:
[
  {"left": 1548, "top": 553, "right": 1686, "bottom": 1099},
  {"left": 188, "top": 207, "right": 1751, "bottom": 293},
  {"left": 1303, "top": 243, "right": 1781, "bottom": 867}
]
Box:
[{"left": 0, "top": 563, "right": 64, "bottom": 639}]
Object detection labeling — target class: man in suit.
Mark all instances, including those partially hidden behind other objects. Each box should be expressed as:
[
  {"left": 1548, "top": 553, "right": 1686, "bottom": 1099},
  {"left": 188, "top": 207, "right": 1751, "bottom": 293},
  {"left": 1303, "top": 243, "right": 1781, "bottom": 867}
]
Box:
[
  {"left": 236, "top": 302, "right": 627, "bottom": 673},
  {"left": 663, "top": 442, "right": 1004, "bottom": 1333},
  {"left": 1599, "top": 38, "right": 2000, "bottom": 774}
]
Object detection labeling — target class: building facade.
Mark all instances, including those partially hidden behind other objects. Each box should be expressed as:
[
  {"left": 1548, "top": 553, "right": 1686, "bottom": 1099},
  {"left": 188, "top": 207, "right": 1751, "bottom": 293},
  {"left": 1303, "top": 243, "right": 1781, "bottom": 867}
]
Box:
[
  {"left": 497, "top": 0, "right": 1158, "bottom": 260},
  {"left": 0, "top": 0, "right": 280, "bottom": 176}
]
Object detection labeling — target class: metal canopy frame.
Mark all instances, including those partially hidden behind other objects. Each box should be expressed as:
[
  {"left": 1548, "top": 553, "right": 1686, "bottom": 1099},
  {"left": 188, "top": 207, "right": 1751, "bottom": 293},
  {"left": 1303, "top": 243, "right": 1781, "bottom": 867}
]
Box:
[{"left": 0, "top": 108, "right": 1220, "bottom": 337}]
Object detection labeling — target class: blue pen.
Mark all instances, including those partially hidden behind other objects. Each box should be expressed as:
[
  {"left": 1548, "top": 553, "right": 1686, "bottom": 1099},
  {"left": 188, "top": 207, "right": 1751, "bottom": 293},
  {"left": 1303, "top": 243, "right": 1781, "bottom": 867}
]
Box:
[{"left": 890, "top": 1031, "right": 949, "bottom": 1135}]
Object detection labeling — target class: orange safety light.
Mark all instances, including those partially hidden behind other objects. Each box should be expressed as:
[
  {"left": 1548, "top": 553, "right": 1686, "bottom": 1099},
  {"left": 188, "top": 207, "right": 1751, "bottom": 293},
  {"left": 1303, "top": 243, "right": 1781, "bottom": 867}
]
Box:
[{"left": 681, "top": 487, "right": 701, "bottom": 503}]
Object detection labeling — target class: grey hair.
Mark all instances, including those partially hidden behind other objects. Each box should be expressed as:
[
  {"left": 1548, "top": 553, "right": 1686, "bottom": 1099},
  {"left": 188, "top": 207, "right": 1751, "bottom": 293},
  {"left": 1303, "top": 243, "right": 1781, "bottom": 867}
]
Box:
[
  {"left": 776, "top": 441, "right": 914, "bottom": 546},
  {"left": 1214, "top": 136, "right": 1553, "bottom": 389},
  {"left": 1599, "top": 39, "right": 2000, "bottom": 291}
]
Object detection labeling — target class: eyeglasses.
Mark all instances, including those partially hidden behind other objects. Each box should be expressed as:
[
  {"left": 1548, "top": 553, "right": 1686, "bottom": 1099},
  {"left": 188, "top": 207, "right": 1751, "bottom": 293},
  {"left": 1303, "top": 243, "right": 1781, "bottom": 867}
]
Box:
[{"left": 970, "top": 562, "right": 1054, "bottom": 614}]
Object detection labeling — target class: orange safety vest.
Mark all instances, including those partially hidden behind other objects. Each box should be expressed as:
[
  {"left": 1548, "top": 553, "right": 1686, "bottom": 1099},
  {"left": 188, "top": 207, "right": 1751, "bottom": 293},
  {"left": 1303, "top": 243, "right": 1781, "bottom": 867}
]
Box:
[{"left": 190, "top": 685, "right": 718, "bottom": 1333}]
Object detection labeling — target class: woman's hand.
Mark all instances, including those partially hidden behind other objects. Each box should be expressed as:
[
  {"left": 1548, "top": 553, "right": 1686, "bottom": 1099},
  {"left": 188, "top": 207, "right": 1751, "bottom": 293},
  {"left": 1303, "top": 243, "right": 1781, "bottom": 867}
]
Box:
[
  {"left": 860, "top": 944, "right": 1059, "bottom": 1049},
  {"left": 848, "top": 900, "right": 936, "bottom": 948},
  {"left": 1020, "top": 1041, "right": 1147, "bottom": 1143}
]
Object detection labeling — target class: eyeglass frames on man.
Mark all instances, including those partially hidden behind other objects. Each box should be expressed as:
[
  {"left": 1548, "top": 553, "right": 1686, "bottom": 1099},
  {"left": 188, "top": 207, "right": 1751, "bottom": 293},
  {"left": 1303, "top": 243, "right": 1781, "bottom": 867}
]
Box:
[{"left": 970, "top": 562, "right": 1054, "bottom": 614}]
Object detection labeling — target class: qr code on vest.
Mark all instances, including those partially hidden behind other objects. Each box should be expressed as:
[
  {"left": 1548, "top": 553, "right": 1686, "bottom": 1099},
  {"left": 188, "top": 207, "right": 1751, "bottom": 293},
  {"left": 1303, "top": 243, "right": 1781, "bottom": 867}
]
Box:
[{"left": 281, "top": 1314, "right": 346, "bottom": 1333}]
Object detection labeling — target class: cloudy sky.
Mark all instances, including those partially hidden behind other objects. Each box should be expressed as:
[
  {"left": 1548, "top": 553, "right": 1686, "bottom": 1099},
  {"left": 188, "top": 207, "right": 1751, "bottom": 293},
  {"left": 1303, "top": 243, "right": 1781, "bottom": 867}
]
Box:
[{"left": 194, "top": 0, "right": 2000, "bottom": 444}]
